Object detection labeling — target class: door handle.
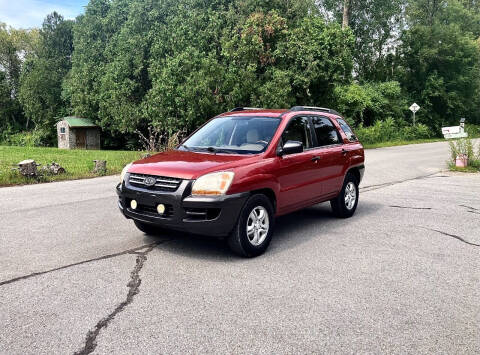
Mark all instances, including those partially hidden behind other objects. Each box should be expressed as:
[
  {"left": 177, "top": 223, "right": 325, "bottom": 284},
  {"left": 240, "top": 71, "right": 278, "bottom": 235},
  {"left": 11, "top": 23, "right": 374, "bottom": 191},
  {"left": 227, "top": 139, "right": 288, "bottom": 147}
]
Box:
[
  {"left": 311, "top": 156, "right": 321, "bottom": 162},
  {"left": 341, "top": 149, "right": 348, "bottom": 155}
]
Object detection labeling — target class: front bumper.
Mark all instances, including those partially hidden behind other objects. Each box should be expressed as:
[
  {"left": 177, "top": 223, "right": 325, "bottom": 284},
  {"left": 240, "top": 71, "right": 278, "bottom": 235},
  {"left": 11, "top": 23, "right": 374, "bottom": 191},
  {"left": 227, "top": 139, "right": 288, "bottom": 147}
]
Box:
[{"left": 116, "top": 175, "right": 249, "bottom": 237}]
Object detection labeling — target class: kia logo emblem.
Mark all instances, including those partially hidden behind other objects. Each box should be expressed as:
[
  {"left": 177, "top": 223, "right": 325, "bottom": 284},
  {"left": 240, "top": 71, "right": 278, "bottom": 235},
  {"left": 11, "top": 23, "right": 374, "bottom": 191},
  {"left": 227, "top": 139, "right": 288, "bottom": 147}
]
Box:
[{"left": 144, "top": 177, "right": 156, "bottom": 187}]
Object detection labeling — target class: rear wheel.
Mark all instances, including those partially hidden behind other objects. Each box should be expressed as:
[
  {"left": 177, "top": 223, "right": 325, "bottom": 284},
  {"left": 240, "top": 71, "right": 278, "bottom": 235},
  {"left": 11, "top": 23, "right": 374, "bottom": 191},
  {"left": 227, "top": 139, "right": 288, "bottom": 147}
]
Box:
[
  {"left": 330, "top": 173, "right": 359, "bottom": 218},
  {"left": 227, "top": 194, "right": 275, "bottom": 257},
  {"left": 134, "top": 220, "right": 164, "bottom": 236}
]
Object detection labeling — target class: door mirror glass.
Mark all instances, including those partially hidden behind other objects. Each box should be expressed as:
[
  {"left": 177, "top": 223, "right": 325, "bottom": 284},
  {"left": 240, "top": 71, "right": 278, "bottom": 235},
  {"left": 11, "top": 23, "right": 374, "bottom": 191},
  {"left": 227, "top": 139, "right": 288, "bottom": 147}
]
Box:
[{"left": 279, "top": 140, "right": 303, "bottom": 155}]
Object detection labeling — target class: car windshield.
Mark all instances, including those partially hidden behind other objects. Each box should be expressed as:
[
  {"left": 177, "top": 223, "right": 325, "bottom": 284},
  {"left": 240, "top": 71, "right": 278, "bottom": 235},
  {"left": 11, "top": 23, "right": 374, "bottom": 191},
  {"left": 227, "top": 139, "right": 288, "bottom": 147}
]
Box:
[{"left": 179, "top": 116, "right": 281, "bottom": 154}]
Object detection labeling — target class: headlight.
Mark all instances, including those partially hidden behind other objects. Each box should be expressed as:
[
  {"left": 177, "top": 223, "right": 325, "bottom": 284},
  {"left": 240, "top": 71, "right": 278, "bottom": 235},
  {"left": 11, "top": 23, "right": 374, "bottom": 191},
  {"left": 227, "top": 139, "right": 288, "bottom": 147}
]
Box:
[
  {"left": 120, "top": 163, "right": 132, "bottom": 183},
  {"left": 192, "top": 171, "right": 234, "bottom": 196}
]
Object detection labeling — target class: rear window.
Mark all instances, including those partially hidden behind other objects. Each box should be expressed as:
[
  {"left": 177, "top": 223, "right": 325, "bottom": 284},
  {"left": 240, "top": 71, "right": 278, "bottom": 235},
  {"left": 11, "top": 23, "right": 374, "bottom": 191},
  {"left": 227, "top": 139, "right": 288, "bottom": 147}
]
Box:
[
  {"left": 312, "top": 116, "right": 341, "bottom": 146},
  {"left": 336, "top": 118, "right": 357, "bottom": 142}
]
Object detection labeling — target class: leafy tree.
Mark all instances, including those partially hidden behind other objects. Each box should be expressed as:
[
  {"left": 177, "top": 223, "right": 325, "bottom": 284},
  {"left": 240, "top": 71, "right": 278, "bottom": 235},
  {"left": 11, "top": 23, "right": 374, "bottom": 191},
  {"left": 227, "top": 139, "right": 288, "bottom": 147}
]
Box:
[
  {"left": 0, "top": 24, "right": 38, "bottom": 133},
  {"left": 400, "top": 23, "right": 480, "bottom": 127},
  {"left": 18, "top": 12, "right": 74, "bottom": 141},
  {"left": 334, "top": 81, "right": 407, "bottom": 126},
  {"left": 320, "top": 0, "right": 406, "bottom": 82},
  {"left": 64, "top": 0, "right": 116, "bottom": 121},
  {"left": 400, "top": 0, "right": 480, "bottom": 127}
]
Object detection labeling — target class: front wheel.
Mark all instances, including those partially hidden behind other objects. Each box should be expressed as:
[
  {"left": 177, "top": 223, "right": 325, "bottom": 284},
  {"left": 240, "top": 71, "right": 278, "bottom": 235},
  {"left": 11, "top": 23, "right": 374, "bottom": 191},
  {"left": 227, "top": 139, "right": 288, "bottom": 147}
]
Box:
[
  {"left": 227, "top": 194, "right": 275, "bottom": 257},
  {"left": 330, "top": 173, "right": 359, "bottom": 218}
]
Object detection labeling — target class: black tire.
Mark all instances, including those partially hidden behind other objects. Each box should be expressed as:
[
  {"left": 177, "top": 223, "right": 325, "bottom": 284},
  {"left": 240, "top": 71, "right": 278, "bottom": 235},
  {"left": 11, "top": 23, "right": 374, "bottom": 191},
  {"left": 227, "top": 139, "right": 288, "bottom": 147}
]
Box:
[
  {"left": 330, "top": 173, "right": 359, "bottom": 218},
  {"left": 227, "top": 194, "right": 275, "bottom": 257},
  {"left": 134, "top": 220, "right": 164, "bottom": 236}
]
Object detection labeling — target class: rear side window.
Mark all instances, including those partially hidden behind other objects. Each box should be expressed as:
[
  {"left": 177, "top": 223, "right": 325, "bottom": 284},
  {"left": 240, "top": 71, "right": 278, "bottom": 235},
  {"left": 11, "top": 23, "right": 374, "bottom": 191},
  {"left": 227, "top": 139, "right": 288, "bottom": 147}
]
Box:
[
  {"left": 312, "top": 116, "right": 341, "bottom": 147},
  {"left": 281, "top": 116, "right": 313, "bottom": 149},
  {"left": 336, "top": 118, "right": 357, "bottom": 141}
]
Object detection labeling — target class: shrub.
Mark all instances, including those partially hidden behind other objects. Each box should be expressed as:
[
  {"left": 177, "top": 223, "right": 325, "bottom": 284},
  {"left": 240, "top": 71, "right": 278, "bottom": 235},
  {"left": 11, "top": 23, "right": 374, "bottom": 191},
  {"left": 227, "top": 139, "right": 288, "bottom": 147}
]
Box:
[
  {"left": 448, "top": 138, "right": 477, "bottom": 164},
  {"left": 0, "top": 129, "right": 52, "bottom": 147},
  {"left": 355, "top": 119, "right": 432, "bottom": 145},
  {"left": 334, "top": 81, "right": 407, "bottom": 127}
]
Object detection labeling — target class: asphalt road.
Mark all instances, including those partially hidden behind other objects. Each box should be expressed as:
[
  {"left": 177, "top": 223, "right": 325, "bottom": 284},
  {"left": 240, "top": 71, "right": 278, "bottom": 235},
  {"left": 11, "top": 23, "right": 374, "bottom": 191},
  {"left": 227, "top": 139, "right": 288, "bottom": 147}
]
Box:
[{"left": 1, "top": 140, "right": 479, "bottom": 354}]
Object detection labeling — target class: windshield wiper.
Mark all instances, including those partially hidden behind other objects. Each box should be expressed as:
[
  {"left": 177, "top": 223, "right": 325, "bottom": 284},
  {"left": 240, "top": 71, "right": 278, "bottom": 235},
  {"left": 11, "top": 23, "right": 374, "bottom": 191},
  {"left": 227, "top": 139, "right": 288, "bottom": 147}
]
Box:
[{"left": 178, "top": 144, "right": 191, "bottom": 151}]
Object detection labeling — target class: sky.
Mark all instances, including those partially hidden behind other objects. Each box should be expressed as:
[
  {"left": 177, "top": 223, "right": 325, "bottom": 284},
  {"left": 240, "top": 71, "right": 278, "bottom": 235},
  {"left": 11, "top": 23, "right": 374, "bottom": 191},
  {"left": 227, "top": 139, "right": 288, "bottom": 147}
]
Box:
[{"left": 0, "top": 0, "right": 88, "bottom": 29}]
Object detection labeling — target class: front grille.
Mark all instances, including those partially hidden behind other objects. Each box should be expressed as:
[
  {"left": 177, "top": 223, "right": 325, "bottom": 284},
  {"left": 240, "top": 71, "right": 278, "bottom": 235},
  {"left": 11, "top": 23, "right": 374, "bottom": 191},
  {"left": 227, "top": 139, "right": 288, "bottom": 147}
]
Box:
[
  {"left": 129, "top": 173, "right": 182, "bottom": 192},
  {"left": 126, "top": 198, "right": 174, "bottom": 218},
  {"left": 137, "top": 203, "right": 174, "bottom": 218}
]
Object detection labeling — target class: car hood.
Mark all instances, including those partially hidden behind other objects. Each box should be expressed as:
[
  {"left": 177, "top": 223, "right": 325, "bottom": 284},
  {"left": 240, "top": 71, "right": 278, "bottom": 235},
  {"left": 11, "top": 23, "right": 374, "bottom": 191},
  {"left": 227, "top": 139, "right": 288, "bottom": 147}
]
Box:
[{"left": 128, "top": 150, "right": 257, "bottom": 180}]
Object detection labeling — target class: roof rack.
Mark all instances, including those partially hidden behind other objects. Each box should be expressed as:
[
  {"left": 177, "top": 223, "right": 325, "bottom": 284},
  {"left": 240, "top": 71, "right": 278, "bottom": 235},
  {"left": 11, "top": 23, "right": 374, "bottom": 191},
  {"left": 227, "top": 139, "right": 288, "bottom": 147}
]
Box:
[
  {"left": 229, "top": 107, "right": 265, "bottom": 112},
  {"left": 289, "top": 106, "right": 341, "bottom": 116}
]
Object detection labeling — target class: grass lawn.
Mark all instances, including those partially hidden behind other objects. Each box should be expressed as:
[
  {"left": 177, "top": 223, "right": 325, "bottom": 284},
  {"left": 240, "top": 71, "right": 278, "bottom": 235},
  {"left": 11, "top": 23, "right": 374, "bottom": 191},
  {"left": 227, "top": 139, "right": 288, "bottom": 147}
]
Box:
[
  {"left": 362, "top": 138, "right": 446, "bottom": 149},
  {"left": 0, "top": 138, "right": 472, "bottom": 186},
  {"left": 0, "top": 146, "right": 144, "bottom": 186}
]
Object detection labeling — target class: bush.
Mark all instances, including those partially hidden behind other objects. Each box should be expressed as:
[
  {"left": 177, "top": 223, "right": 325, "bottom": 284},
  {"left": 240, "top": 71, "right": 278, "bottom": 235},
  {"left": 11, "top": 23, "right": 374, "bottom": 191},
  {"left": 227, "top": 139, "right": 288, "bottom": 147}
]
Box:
[
  {"left": 355, "top": 119, "right": 432, "bottom": 145},
  {"left": 0, "top": 129, "right": 52, "bottom": 147},
  {"left": 465, "top": 124, "right": 480, "bottom": 138},
  {"left": 448, "top": 138, "right": 480, "bottom": 171},
  {"left": 334, "top": 81, "right": 407, "bottom": 127},
  {"left": 448, "top": 138, "right": 478, "bottom": 163}
]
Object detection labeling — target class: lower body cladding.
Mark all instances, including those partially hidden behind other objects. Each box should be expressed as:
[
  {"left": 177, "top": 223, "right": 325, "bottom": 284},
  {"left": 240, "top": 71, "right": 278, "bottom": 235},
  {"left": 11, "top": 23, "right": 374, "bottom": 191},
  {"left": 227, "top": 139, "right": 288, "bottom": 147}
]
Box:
[{"left": 116, "top": 179, "right": 249, "bottom": 237}]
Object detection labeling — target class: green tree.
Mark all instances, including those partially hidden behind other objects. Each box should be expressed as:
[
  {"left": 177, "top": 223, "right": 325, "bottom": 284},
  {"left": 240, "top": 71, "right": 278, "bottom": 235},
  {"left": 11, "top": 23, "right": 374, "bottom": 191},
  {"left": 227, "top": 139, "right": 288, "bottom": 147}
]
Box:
[
  {"left": 0, "top": 24, "right": 38, "bottom": 134},
  {"left": 334, "top": 81, "right": 407, "bottom": 126},
  {"left": 320, "top": 0, "right": 406, "bottom": 81},
  {"left": 18, "top": 12, "right": 74, "bottom": 140},
  {"left": 401, "top": 0, "right": 480, "bottom": 127},
  {"left": 400, "top": 23, "right": 480, "bottom": 127}
]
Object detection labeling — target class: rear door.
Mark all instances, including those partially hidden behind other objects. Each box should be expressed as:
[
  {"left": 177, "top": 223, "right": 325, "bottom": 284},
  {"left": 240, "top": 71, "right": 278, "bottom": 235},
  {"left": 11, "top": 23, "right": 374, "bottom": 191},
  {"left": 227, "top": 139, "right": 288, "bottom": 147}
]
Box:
[
  {"left": 309, "top": 115, "right": 347, "bottom": 197},
  {"left": 276, "top": 116, "right": 320, "bottom": 210}
]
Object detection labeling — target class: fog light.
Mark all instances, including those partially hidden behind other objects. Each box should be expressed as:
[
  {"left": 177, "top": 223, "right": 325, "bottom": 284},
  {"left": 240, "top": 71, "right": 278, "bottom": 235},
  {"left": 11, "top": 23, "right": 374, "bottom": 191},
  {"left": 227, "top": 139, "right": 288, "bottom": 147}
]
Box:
[
  {"left": 157, "top": 204, "right": 166, "bottom": 214},
  {"left": 130, "top": 200, "right": 137, "bottom": 210}
]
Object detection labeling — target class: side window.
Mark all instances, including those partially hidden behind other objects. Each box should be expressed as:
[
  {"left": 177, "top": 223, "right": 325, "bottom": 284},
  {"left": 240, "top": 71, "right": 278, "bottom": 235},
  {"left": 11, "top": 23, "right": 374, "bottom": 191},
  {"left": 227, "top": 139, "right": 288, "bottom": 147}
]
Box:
[
  {"left": 312, "top": 116, "right": 341, "bottom": 147},
  {"left": 337, "top": 118, "right": 357, "bottom": 141},
  {"left": 281, "top": 116, "right": 312, "bottom": 149},
  {"left": 60, "top": 127, "right": 66, "bottom": 134}
]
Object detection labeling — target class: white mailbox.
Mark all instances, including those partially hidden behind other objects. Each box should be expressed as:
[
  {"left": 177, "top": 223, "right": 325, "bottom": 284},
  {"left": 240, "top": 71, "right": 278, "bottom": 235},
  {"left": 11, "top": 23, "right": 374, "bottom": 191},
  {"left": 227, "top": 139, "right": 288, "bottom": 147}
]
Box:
[{"left": 442, "top": 118, "right": 468, "bottom": 139}]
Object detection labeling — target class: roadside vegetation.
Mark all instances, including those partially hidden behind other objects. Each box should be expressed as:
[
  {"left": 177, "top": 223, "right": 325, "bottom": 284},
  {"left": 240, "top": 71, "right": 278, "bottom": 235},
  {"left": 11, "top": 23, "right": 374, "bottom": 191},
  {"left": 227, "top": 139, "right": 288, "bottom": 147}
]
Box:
[
  {"left": 0, "top": 146, "right": 143, "bottom": 186},
  {"left": 1, "top": 0, "right": 480, "bottom": 150},
  {"left": 448, "top": 138, "right": 480, "bottom": 173},
  {"left": 358, "top": 123, "right": 480, "bottom": 148},
  {"left": 1, "top": 0, "right": 480, "bottom": 185}
]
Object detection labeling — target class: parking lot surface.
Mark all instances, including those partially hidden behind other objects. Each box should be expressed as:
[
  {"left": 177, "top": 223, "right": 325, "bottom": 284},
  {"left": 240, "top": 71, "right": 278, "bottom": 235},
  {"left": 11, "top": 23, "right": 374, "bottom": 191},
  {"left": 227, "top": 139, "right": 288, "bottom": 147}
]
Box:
[{"left": 1, "top": 141, "right": 479, "bottom": 354}]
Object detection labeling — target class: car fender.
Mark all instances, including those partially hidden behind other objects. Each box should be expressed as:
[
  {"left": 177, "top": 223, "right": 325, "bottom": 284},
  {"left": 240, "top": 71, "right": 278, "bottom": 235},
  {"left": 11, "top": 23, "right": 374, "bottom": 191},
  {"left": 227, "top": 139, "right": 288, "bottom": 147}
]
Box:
[{"left": 228, "top": 173, "right": 281, "bottom": 200}]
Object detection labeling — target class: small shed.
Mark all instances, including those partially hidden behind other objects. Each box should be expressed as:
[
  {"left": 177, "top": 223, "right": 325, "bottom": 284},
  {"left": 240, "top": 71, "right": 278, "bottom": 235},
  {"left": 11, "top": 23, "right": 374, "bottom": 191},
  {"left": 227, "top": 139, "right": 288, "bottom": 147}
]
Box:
[{"left": 57, "top": 117, "right": 101, "bottom": 150}]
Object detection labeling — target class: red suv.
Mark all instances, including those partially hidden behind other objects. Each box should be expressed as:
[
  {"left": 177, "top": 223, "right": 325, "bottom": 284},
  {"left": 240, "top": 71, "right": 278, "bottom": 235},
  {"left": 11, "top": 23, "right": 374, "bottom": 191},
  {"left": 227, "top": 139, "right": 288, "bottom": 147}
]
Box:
[{"left": 117, "top": 106, "right": 364, "bottom": 257}]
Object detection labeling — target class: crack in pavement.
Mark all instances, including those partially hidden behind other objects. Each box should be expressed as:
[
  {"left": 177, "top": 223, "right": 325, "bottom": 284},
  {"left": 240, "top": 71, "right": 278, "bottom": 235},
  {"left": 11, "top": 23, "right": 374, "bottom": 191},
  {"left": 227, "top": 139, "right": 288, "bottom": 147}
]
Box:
[
  {"left": 421, "top": 227, "right": 480, "bottom": 247},
  {"left": 459, "top": 204, "right": 479, "bottom": 211},
  {"left": 360, "top": 172, "right": 441, "bottom": 193},
  {"left": 389, "top": 205, "right": 432, "bottom": 210},
  {"left": 0, "top": 241, "right": 168, "bottom": 287},
  {"left": 459, "top": 204, "right": 480, "bottom": 215},
  {"left": 73, "top": 244, "right": 157, "bottom": 355}
]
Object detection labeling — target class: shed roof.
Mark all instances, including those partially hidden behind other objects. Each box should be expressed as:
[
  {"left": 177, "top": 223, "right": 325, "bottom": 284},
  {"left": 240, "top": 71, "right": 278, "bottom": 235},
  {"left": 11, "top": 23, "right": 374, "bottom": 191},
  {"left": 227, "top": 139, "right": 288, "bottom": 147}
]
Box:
[{"left": 61, "top": 117, "right": 99, "bottom": 128}]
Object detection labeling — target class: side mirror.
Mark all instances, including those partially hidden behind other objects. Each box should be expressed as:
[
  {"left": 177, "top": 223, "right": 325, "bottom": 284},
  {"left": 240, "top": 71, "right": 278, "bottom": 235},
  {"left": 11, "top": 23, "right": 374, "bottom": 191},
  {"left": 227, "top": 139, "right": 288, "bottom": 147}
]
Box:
[{"left": 278, "top": 140, "right": 303, "bottom": 156}]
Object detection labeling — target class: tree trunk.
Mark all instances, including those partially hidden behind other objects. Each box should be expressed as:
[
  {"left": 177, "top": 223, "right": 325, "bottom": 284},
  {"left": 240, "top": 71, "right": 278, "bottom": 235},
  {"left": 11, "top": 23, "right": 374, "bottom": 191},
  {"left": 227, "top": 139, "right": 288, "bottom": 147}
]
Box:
[{"left": 342, "top": 0, "right": 352, "bottom": 29}]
